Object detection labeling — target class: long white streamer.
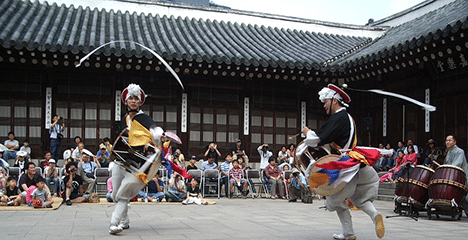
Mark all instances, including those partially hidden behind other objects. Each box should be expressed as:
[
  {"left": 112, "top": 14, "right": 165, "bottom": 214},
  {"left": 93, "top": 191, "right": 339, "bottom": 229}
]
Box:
[
  {"left": 344, "top": 86, "right": 436, "bottom": 112},
  {"left": 75, "top": 40, "right": 184, "bottom": 90}
]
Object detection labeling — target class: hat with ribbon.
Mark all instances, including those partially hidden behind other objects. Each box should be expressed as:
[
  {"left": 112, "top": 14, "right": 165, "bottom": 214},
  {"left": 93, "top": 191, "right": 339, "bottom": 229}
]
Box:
[
  {"left": 318, "top": 84, "right": 351, "bottom": 107},
  {"left": 122, "top": 83, "right": 146, "bottom": 104}
]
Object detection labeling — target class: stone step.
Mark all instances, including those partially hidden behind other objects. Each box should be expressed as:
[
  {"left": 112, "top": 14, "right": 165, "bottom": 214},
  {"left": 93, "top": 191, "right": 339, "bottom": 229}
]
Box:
[{"left": 378, "top": 182, "right": 396, "bottom": 201}]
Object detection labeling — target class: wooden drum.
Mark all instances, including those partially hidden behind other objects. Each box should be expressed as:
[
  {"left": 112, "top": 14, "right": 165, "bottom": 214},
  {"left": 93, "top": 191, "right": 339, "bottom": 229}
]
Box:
[
  {"left": 395, "top": 165, "right": 434, "bottom": 208},
  {"left": 294, "top": 141, "right": 329, "bottom": 173},
  {"left": 428, "top": 165, "right": 468, "bottom": 207}
]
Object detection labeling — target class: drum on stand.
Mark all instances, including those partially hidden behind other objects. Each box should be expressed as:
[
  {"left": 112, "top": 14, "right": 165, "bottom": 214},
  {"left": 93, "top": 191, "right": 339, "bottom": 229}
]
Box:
[
  {"left": 427, "top": 165, "right": 468, "bottom": 220},
  {"left": 394, "top": 165, "right": 434, "bottom": 209}
]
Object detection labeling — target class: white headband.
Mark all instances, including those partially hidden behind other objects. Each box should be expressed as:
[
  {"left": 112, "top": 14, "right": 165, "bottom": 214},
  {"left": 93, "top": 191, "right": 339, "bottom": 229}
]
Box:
[
  {"left": 125, "top": 84, "right": 143, "bottom": 101},
  {"left": 318, "top": 87, "right": 348, "bottom": 107}
]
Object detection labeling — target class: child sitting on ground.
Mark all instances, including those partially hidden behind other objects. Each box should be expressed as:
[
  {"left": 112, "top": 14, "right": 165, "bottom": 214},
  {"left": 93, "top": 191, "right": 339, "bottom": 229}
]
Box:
[
  {"left": 31, "top": 176, "right": 53, "bottom": 208},
  {"left": 182, "top": 177, "right": 207, "bottom": 205},
  {"left": 1, "top": 176, "right": 23, "bottom": 206}
]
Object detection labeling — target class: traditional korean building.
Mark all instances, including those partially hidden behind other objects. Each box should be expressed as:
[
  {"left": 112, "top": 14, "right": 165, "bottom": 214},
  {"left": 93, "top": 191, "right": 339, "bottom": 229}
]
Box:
[{"left": 0, "top": 0, "right": 467, "bottom": 161}]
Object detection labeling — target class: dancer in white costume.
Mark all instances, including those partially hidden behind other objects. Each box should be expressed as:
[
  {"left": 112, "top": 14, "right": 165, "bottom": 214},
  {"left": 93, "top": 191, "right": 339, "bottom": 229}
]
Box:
[{"left": 109, "top": 84, "right": 165, "bottom": 234}]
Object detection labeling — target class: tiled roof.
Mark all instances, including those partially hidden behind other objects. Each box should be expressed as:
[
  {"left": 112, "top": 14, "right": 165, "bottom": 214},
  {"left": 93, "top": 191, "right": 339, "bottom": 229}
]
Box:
[
  {"left": 0, "top": 0, "right": 370, "bottom": 70},
  {"left": 331, "top": 0, "right": 468, "bottom": 70}
]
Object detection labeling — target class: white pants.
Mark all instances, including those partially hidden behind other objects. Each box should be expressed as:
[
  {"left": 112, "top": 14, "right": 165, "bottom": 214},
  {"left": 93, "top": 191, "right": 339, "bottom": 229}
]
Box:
[
  {"left": 182, "top": 196, "right": 204, "bottom": 205},
  {"left": 326, "top": 166, "right": 379, "bottom": 237},
  {"left": 110, "top": 165, "right": 145, "bottom": 227}
]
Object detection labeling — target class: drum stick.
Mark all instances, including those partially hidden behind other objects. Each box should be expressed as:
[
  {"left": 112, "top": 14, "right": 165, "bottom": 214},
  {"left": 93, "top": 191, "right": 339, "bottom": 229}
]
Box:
[
  {"left": 432, "top": 160, "right": 441, "bottom": 167},
  {"left": 288, "top": 133, "right": 302, "bottom": 140}
]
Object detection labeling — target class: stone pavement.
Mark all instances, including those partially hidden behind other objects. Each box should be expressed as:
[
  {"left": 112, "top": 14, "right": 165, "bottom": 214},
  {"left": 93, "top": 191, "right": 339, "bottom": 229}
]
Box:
[{"left": 1, "top": 198, "right": 467, "bottom": 239}]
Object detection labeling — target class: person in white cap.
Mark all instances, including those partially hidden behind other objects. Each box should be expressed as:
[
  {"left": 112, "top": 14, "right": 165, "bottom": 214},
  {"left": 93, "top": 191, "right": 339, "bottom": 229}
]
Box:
[
  {"left": 14, "top": 151, "right": 29, "bottom": 174},
  {"left": 78, "top": 149, "right": 100, "bottom": 194},
  {"left": 109, "top": 83, "right": 166, "bottom": 235},
  {"left": 302, "top": 84, "right": 384, "bottom": 240},
  {"left": 44, "top": 159, "right": 60, "bottom": 196}
]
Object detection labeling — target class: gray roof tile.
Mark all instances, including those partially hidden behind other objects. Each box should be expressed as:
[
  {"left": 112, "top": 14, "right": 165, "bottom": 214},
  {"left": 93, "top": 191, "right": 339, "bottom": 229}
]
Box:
[
  {"left": 0, "top": 0, "right": 369, "bottom": 70},
  {"left": 332, "top": 0, "right": 468, "bottom": 70}
]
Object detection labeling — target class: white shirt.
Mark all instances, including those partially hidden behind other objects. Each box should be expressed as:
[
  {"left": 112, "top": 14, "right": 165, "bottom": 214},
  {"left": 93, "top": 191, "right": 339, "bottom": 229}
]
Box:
[{"left": 257, "top": 146, "right": 273, "bottom": 169}]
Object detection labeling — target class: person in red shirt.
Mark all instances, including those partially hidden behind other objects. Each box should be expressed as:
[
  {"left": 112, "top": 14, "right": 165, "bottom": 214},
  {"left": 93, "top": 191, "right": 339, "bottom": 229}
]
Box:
[{"left": 264, "top": 157, "right": 285, "bottom": 199}]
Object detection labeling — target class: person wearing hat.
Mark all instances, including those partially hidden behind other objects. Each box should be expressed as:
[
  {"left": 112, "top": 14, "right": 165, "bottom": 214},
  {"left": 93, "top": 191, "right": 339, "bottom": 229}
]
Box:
[
  {"left": 423, "top": 139, "right": 442, "bottom": 166},
  {"left": 43, "top": 159, "right": 60, "bottom": 196},
  {"left": 109, "top": 83, "right": 168, "bottom": 235},
  {"left": 288, "top": 168, "right": 309, "bottom": 203},
  {"left": 96, "top": 144, "right": 111, "bottom": 168},
  {"left": 14, "top": 151, "right": 29, "bottom": 174},
  {"left": 78, "top": 149, "right": 100, "bottom": 194},
  {"left": 302, "top": 84, "right": 384, "bottom": 239},
  {"left": 232, "top": 138, "right": 249, "bottom": 164}
]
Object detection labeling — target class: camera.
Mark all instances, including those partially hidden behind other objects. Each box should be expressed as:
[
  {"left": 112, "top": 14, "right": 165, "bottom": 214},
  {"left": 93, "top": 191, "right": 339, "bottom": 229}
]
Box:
[{"left": 70, "top": 168, "right": 78, "bottom": 172}]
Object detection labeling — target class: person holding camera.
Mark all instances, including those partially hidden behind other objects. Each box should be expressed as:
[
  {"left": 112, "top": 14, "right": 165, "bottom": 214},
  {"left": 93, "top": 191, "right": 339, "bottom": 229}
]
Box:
[
  {"left": 62, "top": 161, "right": 87, "bottom": 205},
  {"left": 257, "top": 143, "right": 273, "bottom": 171},
  {"left": 204, "top": 142, "right": 221, "bottom": 165},
  {"left": 288, "top": 168, "right": 309, "bottom": 203},
  {"left": 49, "top": 114, "right": 65, "bottom": 161},
  {"left": 78, "top": 150, "right": 100, "bottom": 194},
  {"left": 166, "top": 173, "right": 186, "bottom": 202}
]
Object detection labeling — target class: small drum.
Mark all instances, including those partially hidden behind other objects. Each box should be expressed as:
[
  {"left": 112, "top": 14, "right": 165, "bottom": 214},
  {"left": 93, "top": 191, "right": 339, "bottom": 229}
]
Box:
[
  {"left": 428, "top": 165, "right": 468, "bottom": 207},
  {"left": 394, "top": 165, "right": 434, "bottom": 208},
  {"left": 308, "top": 154, "right": 347, "bottom": 196},
  {"left": 112, "top": 129, "right": 161, "bottom": 181},
  {"left": 295, "top": 141, "right": 330, "bottom": 173}
]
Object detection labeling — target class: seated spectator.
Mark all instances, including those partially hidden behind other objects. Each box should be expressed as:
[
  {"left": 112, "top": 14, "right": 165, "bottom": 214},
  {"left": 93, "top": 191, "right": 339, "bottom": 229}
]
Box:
[
  {"left": 102, "top": 137, "right": 113, "bottom": 150},
  {"left": 201, "top": 155, "right": 218, "bottom": 194},
  {"left": 70, "top": 136, "right": 82, "bottom": 150},
  {"left": 186, "top": 155, "right": 198, "bottom": 171},
  {"left": 166, "top": 173, "right": 186, "bottom": 202},
  {"left": 78, "top": 150, "right": 100, "bottom": 193},
  {"left": 220, "top": 154, "right": 232, "bottom": 198},
  {"left": 173, "top": 148, "right": 186, "bottom": 169},
  {"left": 63, "top": 161, "right": 88, "bottom": 205},
  {"left": 31, "top": 176, "right": 53, "bottom": 208},
  {"left": 3, "top": 131, "right": 19, "bottom": 160},
  {"left": 277, "top": 145, "right": 288, "bottom": 165},
  {"left": 238, "top": 156, "right": 256, "bottom": 196},
  {"left": 229, "top": 159, "right": 248, "bottom": 198},
  {"left": 232, "top": 139, "right": 249, "bottom": 164},
  {"left": 288, "top": 169, "right": 309, "bottom": 202},
  {"left": 265, "top": 157, "right": 285, "bottom": 199},
  {"left": 18, "top": 162, "right": 44, "bottom": 201},
  {"left": 0, "top": 149, "right": 10, "bottom": 169},
  {"left": 106, "top": 177, "right": 113, "bottom": 202},
  {"left": 96, "top": 144, "right": 111, "bottom": 168},
  {"left": 40, "top": 151, "right": 52, "bottom": 170},
  {"left": 72, "top": 142, "right": 86, "bottom": 161},
  {"left": 404, "top": 139, "right": 420, "bottom": 159},
  {"left": 374, "top": 143, "right": 385, "bottom": 172},
  {"left": 423, "top": 139, "right": 443, "bottom": 166},
  {"left": 205, "top": 142, "right": 222, "bottom": 166},
  {"left": 63, "top": 145, "right": 74, "bottom": 160},
  {"left": 404, "top": 145, "right": 418, "bottom": 167},
  {"left": 43, "top": 159, "right": 60, "bottom": 196},
  {"left": 287, "top": 143, "right": 296, "bottom": 166},
  {"left": 0, "top": 166, "right": 7, "bottom": 188},
  {"left": 14, "top": 151, "right": 29, "bottom": 174},
  {"left": 380, "top": 150, "right": 405, "bottom": 183},
  {"left": 138, "top": 172, "right": 165, "bottom": 202},
  {"left": 0, "top": 176, "right": 23, "bottom": 206},
  {"left": 380, "top": 143, "right": 396, "bottom": 171},
  {"left": 19, "top": 139, "right": 31, "bottom": 162},
  {"left": 182, "top": 177, "right": 207, "bottom": 205}
]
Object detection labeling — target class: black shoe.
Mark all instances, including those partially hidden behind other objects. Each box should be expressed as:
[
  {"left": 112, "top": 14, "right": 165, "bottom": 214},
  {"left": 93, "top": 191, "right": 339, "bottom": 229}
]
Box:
[
  {"left": 45, "top": 205, "right": 53, "bottom": 208},
  {"left": 229, "top": 192, "right": 233, "bottom": 199},
  {"left": 66, "top": 199, "right": 72, "bottom": 206},
  {"left": 289, "top": 198, "right": 297, "bottom": 202}
]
